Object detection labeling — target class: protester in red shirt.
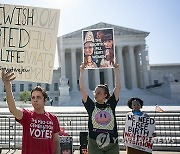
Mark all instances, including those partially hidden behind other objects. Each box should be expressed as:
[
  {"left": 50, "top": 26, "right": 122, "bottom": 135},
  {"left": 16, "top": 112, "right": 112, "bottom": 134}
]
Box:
[{"left": 1, "top": 70, "right": 60, "bottom": 154}]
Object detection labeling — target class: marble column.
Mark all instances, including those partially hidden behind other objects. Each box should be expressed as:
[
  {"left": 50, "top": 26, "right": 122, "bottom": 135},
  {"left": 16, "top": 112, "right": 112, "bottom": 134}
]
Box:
[
  {"left": 57, "top": 38, "right": 66, "bottom": 77},
  {"left": 107, "top": 69, "right": 113, "bottom": 92},
  {"left": 94, "top": 69, "right": 100, "bottom": 87},
  {"left": 57, "top": 40, "right": 70, "bottom": 105},
  {"left": 117, "top": 46, "right": 126, "bottom": 90},
  {"left": 0, "top": 80, "right": 3, "bottom": 95},
  {"left": 84, "top": 69, "right": 90, "bottom": 91},
  {"left": 136, "top": 49, "right": 143, "bottom": 88},
  {"left": 60, "top": 50, "right": 66, "bottom": 77},
  {"left": 129, "top": 45, "right": 138, "bottom": 89},
  {"left": 71, "top": 48, "right": 78, "bottom": 91},
  {"left": 140, "top": 44, "right": 149, "bottom": 88}
]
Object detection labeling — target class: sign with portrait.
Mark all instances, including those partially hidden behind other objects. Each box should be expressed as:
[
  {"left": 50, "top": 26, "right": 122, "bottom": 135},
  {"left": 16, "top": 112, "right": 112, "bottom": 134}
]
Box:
[
  {"left": 82, "top": 28, "right": 115, "bottom": 69},
  {"left": 123, "top": 112, "right": 155, "bottom": 153},
  {"left": 0, "top": 4, "right": 60, "bottom": 83},
  {"left": 60, "top": 136, "right": 73, "bottom": 154}
]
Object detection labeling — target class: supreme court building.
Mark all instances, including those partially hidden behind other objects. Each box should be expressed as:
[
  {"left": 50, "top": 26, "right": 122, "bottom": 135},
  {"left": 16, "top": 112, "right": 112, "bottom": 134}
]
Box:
[
  {"left": 0, "top": 22, "right": 180, "bottom": 106},
  {"left": 57, "top": 22, "right": 150, "bottom": 91}
]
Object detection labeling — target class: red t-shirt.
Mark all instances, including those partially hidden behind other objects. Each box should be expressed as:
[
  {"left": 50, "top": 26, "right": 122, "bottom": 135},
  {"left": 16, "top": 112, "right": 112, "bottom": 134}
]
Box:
[{"left": 16, "top": 109, "right": 60, "bottom": 154}]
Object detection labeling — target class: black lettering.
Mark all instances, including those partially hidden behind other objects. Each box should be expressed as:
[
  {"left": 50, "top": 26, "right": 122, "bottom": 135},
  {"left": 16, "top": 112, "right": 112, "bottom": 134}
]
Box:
[
  {"left": 19, "top": 28, "right": 30, "bottom": 48},
  {"left": 15, "top": 7, "right": 23, "bottom": 25},
  {"left": 9, "top": 27, "right": 19, "bottom": 47},
  {"left": 0, "top": 48, "right": 24, "bottom": 63},
  {"left": 27, "top": 8, "right": 34, "bottom": 26},
  {"left": 4, "top": 7, "right": 16, "bottom": 24}
]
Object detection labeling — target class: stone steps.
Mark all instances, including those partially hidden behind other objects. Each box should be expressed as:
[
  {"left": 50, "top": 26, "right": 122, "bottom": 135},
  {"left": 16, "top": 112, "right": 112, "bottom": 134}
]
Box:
[{"left": 67, "top": 89, "right": 180, "bottom": 106}]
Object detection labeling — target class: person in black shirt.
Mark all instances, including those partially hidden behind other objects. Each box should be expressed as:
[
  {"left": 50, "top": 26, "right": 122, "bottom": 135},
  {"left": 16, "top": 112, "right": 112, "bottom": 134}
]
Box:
[{"left": 79, "top": 62, "right": 120, "bottom": 154}]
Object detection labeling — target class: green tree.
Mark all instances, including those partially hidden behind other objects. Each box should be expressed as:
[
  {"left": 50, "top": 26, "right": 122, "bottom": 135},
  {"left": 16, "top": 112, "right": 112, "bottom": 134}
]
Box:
[{"left": 19, "top": 91, "right": 31, "bottom": 102}]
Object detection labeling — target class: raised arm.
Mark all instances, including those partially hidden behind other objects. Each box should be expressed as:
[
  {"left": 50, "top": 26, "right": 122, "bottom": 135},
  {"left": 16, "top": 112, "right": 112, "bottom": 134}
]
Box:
[
  {"left": 113, "top": 63, "right": 121, "bottom": 101},
  {"left": 79, "top": 63, "right": 88, "bottom": 103},
  {"left": 1, "top": 70, "right": 23, "bottom": 120}
]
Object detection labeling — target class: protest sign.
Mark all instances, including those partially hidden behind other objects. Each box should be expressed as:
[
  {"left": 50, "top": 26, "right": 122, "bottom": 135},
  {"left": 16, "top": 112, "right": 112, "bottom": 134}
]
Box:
[
  {"left": 0, "top": 4, "right": 60, "bottom": 83},
  {"left": 59, "top": 136, "right": 73, "bottom": 154},
  {"left": 82, "top": 28, "right": 115, "bottom": 69},
  {"left": 123, "top": 112, "right": 155, "bottom": 153}
]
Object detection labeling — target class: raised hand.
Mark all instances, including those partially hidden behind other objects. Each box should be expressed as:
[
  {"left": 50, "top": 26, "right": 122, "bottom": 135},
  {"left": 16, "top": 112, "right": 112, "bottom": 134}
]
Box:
[
  {"left": 80, "top": 62, "right": 85, "bottom": 72},
  {"left": 113, "top": 63, "right": 119, "bottom": 69},
  {"left": 1, "top": 70, "right": 16, "bottom": 85}
]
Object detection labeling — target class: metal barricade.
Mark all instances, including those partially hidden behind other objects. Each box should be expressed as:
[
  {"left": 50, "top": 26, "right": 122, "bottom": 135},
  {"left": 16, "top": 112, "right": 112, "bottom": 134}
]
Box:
[{"left": 0, "top": 112, "right": 180, "bottom": 151}]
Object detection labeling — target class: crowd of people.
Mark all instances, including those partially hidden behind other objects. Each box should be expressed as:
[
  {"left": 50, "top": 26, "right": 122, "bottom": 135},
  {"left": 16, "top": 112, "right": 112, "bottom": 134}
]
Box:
[{"left": 1, "top": 61, "right": 156, "bottom": 154}]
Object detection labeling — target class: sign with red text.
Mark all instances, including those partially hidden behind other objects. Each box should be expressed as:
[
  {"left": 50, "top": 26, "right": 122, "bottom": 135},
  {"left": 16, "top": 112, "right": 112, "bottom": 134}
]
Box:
[
  {"left": 82, "top": 28, "right": 115, "bottom": 69},
  {"left": 123, "top": 112, "right": 155, "bottom": 153},
  {"left": 0, "top": 4, "right": 60, "bottom": 83}
]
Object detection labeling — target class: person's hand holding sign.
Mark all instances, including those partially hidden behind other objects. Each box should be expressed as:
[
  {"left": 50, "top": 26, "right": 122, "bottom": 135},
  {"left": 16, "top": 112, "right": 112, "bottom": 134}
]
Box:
[{"left": 1, "top": 70, "right": 16, "bottom": 86}]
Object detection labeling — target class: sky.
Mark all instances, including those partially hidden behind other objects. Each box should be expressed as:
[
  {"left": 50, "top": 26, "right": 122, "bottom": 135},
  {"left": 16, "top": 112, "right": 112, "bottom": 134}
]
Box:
[{"left": 1, "top": 0, "right": 180, "bottom": 68}]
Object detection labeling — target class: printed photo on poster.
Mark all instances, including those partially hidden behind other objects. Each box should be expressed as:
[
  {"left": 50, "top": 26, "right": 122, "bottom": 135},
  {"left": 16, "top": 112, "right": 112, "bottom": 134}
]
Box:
[
  {"left": 60, "top": 136, "right": 73, "bottom": 154},
  {"left": 123, "top": 112, "right": 155, "bottom": 153},
  {"left": 82, "top": 28, "right": 115, "bottom": 69},
  {"left": 0, "top": 4, "right": 60, "bottom": 83}
]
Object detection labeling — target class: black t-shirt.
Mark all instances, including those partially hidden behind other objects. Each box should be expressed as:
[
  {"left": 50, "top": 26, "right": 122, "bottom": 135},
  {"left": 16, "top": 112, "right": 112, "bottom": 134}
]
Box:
[{"left": 83, "top": 93, "right": 119, "bottom": 143}]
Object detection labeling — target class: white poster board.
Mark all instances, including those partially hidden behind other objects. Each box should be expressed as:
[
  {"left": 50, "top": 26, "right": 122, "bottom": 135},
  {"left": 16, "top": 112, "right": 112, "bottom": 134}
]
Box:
[
  {"left": 82, "top": 28, "right": 115, "bottom": 69},
  {"left": 123, "top": 112, "right": 155, "bottom": 153},
  {"left": 0, "top": 4, "right": 60, "bottom": 83}
]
